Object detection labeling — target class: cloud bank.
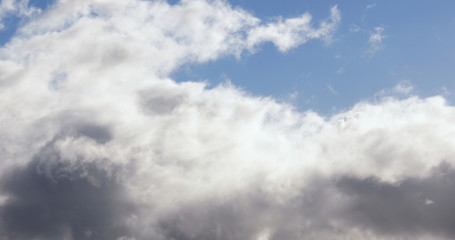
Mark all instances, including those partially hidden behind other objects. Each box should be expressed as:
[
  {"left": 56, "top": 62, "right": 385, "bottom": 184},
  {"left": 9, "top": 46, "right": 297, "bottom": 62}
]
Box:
[{"left": 1, "top": 1, "right": 455, "bottom": 239}]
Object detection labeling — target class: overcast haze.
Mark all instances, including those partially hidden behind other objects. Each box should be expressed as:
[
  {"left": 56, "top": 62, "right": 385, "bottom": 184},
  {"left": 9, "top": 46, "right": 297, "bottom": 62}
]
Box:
[{"left": 1, "top": 0, "right": 455, "bottom": 239}]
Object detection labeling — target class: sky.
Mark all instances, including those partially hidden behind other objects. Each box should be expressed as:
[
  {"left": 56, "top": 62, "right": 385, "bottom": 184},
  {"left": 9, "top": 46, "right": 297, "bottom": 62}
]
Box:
[
  {"left": 1, "top": 0, "right": 455, "bottom": 239},
  {"left": 171, "top": 0, "right": 455, "bottom": 114}
]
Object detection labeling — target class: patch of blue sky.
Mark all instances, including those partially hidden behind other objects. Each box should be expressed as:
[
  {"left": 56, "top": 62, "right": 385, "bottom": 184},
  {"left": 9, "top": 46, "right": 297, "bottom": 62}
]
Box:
[
  {"left": 172, "top": 0, "right": 455, "bottom": 114},
  {"left": 0, "top": 15, "right": 20, "bottom": 46},
  {"left": 28, "top": 0, "right": 55, "bottom": 9},
  {"left": 166, "top": 0, "right": 180, "bottom": 6},
  {"left": 0, "top": 0, "right": 55, "bottom": 46}
]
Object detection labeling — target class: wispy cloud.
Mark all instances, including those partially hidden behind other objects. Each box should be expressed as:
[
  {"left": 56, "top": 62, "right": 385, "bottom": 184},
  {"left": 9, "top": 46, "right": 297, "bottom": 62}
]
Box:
[
  {"left": 247, "top": 5, "right": 341, "bottom": 51},
  {"left": 349, "top": 23, "right": 362, "bottom": 33},
  {"left": 442, "top": 86, "right": 452, "bottom": 96},
  {"left": 366, "top": 3, "right": 377, "bottom": 9},
  {"left": 327, "top": 84, "right": 338, "bottom": 95},
  {"left": 366, "top": 26, "right": 386, "bottom": 56},
  {"left": 393, "top": 80, "right": 414, "bottom": 95},
  {"left": 336, "top": 67, "right": 344, "bottom": 74}
]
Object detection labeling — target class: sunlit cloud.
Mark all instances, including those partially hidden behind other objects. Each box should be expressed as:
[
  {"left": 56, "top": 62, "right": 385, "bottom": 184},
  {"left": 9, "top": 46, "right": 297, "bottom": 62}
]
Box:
[{"left": 0, "top": 1, "right": 454, "bottom": 240}]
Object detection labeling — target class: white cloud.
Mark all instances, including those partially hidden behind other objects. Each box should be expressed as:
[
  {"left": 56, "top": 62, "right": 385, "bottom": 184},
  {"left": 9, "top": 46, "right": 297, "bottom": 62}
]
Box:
[
  {"left": 1, "top": 1, "right": 455, "bottom": 239},
  {"left": 393, "top": 80, "right": 414, "bottom": 95},
  {"left": 247, "top": 5, "right": 341, "bottom": 51},
  {"left": 374, "top": 80, "right": 414, "bottom": 98},
  {"left": 425, "top": 198, "right": 435, "bottom": 205}
]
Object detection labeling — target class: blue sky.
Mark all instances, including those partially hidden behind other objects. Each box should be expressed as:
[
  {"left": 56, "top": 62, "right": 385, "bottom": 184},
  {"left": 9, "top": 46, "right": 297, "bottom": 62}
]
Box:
[{"left": 170, "top": 0, "right": 455, "bottom": 114}]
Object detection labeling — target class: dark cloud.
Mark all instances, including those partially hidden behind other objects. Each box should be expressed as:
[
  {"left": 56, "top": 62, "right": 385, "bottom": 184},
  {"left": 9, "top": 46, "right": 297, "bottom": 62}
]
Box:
[
  {"left": 138, "top": 87, "right": 187, "bottom": 115},
  {"left": 337, "top": 162, "right": 455, "bottom": 238},
  {"left": 157, "top": 178, "right": 343, "bottom": 240},
  {"left": 154, "top": 164, "right": 455, "bottom": 240},
  {"left": 2, "top": 155, "right": 455, "bottom": 240},
  {"left": 0, "top": 150, "right": 135, "bottom": 240},
  {"left": 75, "top": 123, "right": 112, "bottom": 144}
]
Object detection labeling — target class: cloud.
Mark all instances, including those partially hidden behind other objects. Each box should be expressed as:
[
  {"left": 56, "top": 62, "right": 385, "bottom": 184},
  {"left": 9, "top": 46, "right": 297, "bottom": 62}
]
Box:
[
  {"left": 336, "top": 67, "right": 344, "bottom": 74},
  {"left": 393, "top": 80, "right": 414, "bottom": 95},
  {"left": 247, "top": 5, "right": 341, "bottom": 51},
  {"left": 0, "top": 0, "right": 39, "bottom": 30},
  {"left": 153, "top": 163, "right": 455, "bottom": 240},
  {"left": 366, "top": 26, "right": 386, "bottom": 56},
  {"left": 374, "top": 80, "right": 414, "bottom": 100},
  {"left": 349, "top": 23, "right": 361, "bottom": 33},
  {"left": 1, "top": 0, "right": 455, "bottom": 239},
  {"left": 0, "top": 155, "right": 135, "bottom": 240},
  {"left": 327, "top": 84, "right": 338, "bottom": 95},
  {"left": 336, "top": 162, "right": 455, "bottom": 239},
  {"left": 366, "top": 3, "right": 377, "bottom": 9},
  {"left": 441, "top": 87, "right": 451, "bottom": 96}
]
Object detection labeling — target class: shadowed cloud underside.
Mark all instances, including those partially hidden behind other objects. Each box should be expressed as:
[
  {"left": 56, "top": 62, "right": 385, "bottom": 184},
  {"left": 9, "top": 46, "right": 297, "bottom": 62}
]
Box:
[{"left": 0, "top": 0, "right": 455, "bottom": 239}]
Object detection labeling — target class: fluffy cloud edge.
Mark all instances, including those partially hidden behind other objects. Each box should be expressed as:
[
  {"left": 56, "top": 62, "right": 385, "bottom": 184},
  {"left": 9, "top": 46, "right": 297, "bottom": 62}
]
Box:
[{"left": 1, "top": 1, "right": 455, "bottom": 240}]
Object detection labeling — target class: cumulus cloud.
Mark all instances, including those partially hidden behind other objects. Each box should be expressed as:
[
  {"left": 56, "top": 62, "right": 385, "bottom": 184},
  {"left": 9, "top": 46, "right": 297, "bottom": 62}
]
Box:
[{"left": 1, "top": 0, "right": 455, "bottom": 240}]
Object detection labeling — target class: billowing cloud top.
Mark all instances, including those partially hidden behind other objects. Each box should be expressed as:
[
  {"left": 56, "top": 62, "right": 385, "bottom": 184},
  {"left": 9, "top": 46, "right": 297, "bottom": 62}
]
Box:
[{"left": 1, "top": 1, "right": 455, "bottom": 240}]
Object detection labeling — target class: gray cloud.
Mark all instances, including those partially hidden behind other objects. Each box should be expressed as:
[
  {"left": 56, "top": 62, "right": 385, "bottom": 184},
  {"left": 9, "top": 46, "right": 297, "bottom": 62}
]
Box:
[
  {"left": 337, "top": 162, "right": 455, "bottom": 239},
  {"left": 2, "top": 143, "right": 455, "bottom": 240},
  {"left": 138, "top": 86, "right": 188, "bottom": 115},
  {"left": 73, "top": 123, "right": 112, "bottom": 144},
  {"left": 156, "top": 179, "right": 335, "bottom": 240},
  {"left": 152, "top": 164, "right": 455, "bottom": 240},
  {"left": 0, "top": 148, "right": 135, "bottom": 240}
]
